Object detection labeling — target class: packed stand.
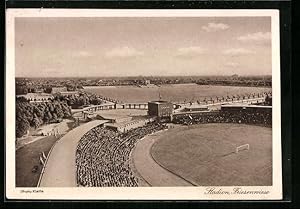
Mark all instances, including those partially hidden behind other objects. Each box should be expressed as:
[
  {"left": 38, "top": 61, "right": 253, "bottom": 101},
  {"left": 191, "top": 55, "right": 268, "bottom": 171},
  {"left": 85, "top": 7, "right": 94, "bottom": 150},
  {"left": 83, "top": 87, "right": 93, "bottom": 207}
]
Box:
[
  {"left": 76, "top": 122, "right": 167, "bottom": 187},
  {"left": 173, "top": 109, "right": 272, "bottom": 127}
]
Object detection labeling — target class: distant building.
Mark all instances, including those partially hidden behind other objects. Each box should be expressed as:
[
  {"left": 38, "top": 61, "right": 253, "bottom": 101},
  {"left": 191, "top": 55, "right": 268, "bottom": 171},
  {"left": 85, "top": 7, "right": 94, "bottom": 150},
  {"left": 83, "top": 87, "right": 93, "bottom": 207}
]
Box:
[
  {"left": 96, "top": 114, "right": 132, "bottom": 124},
  {"left": 183, "top": 106, "right": 208, "bottom": 112},
  {"left": 148, "top": 101, "right": 173, "bottom": 118},
  {"left": 34, "top": 88, "right": 44, "bottom": 93},
  {"left": 105, "top": 118, "right": 155, "bottom": 133},
  {"left": 59, "top": 91, "right": 79, "bottom": 96},
  {"left": 17, "top": 93, "right": 54, "bottom": 103},
  {"left": 231, "top": 74, "right": 239, "bottom": 79},
  {"left": 51, "top": 87, "right": 67, "bottom": 94}
]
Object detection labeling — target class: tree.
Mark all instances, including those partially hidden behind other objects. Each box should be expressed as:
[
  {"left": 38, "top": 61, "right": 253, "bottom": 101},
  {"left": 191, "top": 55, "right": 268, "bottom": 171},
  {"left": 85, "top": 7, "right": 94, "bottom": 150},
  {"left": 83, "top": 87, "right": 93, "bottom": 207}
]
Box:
[
  {"left": 44, "top": 87, "right": 52, "bottom": 94},
  {"left": 16, "top": 96, "right": 28, "bottom": 102},
  {"left": 49, "top": 103, "right": 54, "bottom": 112},
  {"left": 52, "top": 112, "right": 58, "bottom": 122},
  {"left": 34, "top": 106, "right": 44, "bottom": 118},
  {"left": 16, "top": 118, "right": 30, "bottom": 138},
  {"left": 55, "top": 104, "right": 64, "bottom": 118},
  {"left": 265, "top": 95, "right": 272, "bottom": 106},
  {"left": 16, "top": 99, "right": 73, "bottom": 137},
  {"left": 78, "top": 96, "right": 87, "bottom": 106},
  {"left": 44, "top": 111, "right": 53, "bottom": 123},
  {"left": 32, "top": 116, "right": 41, "bottom": 129},
  {"left": 62, "top": 104, "right": 72, "bottom": 118}
]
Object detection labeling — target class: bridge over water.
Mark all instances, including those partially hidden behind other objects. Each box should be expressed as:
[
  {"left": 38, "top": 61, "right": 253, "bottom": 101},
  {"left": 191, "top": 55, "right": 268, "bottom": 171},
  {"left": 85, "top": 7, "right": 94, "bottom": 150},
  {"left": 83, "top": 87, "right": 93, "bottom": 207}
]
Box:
[
  {"left": 73, "top": 92, "right": 270, "bottom": 119},
  {"left": 175, "top": 96, "right": 267, "bottom": 112}
]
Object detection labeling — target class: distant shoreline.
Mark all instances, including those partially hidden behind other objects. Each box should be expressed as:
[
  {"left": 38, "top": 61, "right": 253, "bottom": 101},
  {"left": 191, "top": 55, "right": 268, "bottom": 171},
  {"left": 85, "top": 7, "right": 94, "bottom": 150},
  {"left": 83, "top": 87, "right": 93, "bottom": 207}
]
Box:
[{"left": 83, "top": 83, "right": 272, "bottom": 89}]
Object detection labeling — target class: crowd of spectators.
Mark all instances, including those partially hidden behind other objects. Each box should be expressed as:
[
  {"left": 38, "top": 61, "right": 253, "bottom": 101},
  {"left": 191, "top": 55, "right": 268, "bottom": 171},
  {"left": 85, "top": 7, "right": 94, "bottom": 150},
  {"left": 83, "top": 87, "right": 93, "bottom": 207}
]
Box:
[
  {"left": 173, "top": 108, "right": 272, "bottom": 127},
  {"left": 76, "top": 122, "right": 167, "bottom": 187}
]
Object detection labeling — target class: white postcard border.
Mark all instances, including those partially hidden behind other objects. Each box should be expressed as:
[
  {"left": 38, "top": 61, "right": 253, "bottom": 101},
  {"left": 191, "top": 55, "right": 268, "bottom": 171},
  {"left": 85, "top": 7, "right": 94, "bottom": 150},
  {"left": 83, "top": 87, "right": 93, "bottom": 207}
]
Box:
[{"left": 5, "top": 9, "right": 282, "bottom": 200}]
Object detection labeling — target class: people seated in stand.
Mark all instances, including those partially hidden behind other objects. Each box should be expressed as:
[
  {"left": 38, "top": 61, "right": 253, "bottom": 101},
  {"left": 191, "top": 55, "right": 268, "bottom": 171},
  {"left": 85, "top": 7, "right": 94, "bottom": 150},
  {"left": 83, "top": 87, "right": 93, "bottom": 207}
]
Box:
[
  {"left": 76, "top": 122, "right": 167, "bottom": 187},
  {"left": 173, "top": 109, "right": 271, "bottom": 127}
]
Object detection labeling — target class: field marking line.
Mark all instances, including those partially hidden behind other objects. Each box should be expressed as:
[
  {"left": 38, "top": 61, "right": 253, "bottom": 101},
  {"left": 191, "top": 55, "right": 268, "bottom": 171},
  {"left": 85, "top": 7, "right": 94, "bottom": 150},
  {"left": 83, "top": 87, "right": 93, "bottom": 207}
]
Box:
[{"left": 149, "top": 131, "right": 198, "bottom": 186}]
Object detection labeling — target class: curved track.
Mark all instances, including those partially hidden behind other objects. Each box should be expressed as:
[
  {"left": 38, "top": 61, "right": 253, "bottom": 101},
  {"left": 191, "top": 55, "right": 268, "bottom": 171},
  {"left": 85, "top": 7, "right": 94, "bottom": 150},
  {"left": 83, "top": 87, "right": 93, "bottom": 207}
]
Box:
[
  {"left": 39, "top": 120, "right": 108, "bottom": 187},
  {"left": 132, "top": 130, "right": 194, "bottom": 187}
]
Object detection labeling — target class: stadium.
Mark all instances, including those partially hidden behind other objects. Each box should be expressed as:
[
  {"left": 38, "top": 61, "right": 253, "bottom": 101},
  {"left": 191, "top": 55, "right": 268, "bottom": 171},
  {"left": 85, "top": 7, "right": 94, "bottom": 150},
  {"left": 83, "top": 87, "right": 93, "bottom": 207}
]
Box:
[
  {"left": 36, "top": 91, "right": 272, "bottom": 187},
  {"left": 12, "top": 14, "right": 278, "bottom": 196}
]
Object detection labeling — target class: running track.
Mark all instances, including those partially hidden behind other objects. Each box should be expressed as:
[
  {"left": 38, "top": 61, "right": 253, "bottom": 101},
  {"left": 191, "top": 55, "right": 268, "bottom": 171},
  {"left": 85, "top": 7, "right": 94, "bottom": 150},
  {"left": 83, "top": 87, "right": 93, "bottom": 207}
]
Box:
[
  {"left": 39, "top": 120, "right": 108, "bottom": 187},
  {"left": 133, "top": 130, "right": 194, "bottom": 186}
]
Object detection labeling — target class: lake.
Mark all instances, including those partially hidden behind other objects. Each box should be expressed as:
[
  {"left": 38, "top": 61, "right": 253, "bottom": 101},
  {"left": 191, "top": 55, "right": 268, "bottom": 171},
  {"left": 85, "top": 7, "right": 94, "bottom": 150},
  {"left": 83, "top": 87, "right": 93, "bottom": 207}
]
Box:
[{"left": 84, "top": 84, "right": 271, "bottom": 103}]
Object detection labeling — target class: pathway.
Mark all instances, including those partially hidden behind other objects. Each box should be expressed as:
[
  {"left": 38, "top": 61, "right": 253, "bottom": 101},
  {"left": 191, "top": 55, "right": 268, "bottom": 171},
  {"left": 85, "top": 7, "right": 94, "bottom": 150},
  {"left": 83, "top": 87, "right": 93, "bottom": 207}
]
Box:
[{"left": 39, "top": 120, "right": 108, "bottom": 187}]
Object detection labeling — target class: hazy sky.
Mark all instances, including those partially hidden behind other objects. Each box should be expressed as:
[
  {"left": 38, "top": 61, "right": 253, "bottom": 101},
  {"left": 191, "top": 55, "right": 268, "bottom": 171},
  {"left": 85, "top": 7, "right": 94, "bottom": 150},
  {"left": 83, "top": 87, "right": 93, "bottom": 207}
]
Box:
[{"left": 15, "top": 17, "right": 272, "bottom": 77}]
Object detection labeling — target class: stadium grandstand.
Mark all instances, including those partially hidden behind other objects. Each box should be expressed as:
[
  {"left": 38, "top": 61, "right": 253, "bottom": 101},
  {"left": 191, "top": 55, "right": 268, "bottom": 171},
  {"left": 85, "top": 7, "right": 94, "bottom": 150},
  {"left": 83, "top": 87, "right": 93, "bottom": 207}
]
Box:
[
  {"left": 105, "top": 117, "right": 156, "bottom": 133},
  {"left": 173, "top": 104, "right": 271, "bottom": 127},
  {"left": 76, "top": 121, "right": 167, "bottom": 187},
  {"left": 16, "top": 93, "right": 54, "bottom": 103},
  {"left": 75, "top": 102, "right": 272, "bottom": 187}
]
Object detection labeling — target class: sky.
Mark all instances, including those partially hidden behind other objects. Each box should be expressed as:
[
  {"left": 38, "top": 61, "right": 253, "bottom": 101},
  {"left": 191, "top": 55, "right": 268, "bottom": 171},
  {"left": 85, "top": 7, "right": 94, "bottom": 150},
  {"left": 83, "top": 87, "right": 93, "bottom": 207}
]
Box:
[{"left": 15, "top": 17, "right": 272, "bottom": 77}]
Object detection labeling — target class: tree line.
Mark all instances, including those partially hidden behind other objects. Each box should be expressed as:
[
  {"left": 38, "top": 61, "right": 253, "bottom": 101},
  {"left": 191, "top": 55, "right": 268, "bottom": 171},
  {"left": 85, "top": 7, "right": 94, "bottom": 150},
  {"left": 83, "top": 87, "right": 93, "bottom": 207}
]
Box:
[
  {"left": 15, "top": 84, "right": 84, "bottom": 95},
  {"left": 16, "top": 99, "right": 72, "bottom": 138},
  {"left": 196, "top": 79, "right": 271, "bottom": 87},
  {"left": 53, "top": 92, "right": 104, "bottom": 109},
  {"left": 15, "top": 92, "right": 105, "bottom": 137}
]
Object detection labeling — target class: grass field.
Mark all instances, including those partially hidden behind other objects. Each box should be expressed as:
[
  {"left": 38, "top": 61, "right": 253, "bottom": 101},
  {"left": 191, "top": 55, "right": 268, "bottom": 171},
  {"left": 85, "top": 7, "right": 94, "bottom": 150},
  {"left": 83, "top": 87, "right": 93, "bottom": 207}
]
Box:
[
  {"left": 151, "top": 123, "right": 272, "bottom": 186},
  {"left": 16, "top": 135, "right": 59, "bottom": 187}
]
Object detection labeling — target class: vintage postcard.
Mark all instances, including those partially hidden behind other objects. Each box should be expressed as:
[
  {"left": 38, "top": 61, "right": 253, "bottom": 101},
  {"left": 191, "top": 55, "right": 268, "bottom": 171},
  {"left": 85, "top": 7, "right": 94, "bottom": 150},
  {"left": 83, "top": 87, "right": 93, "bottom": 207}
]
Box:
[{"left": 6, "top": 9, "right": 281, "bottom": 200}]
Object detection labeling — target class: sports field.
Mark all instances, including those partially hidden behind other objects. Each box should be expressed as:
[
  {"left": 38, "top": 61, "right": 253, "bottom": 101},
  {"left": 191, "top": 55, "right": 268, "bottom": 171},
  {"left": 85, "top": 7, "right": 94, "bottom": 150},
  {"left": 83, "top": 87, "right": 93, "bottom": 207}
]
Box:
[{"left": 151, "top": 123, "right": 272, "bottom": 186}]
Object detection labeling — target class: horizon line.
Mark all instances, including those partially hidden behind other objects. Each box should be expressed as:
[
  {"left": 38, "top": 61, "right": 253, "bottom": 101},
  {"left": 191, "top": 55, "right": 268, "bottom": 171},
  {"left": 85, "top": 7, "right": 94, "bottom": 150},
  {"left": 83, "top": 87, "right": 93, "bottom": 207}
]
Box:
[{"left": 15, "top": 74, "right": 272, "bottom": 79}]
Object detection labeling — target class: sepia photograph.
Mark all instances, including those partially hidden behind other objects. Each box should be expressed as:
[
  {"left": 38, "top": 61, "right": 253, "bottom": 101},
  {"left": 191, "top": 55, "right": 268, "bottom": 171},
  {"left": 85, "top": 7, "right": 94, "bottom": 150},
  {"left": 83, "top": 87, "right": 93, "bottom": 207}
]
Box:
[{"left": 6, "top": 9, "right": 282, "bottom": 200}]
